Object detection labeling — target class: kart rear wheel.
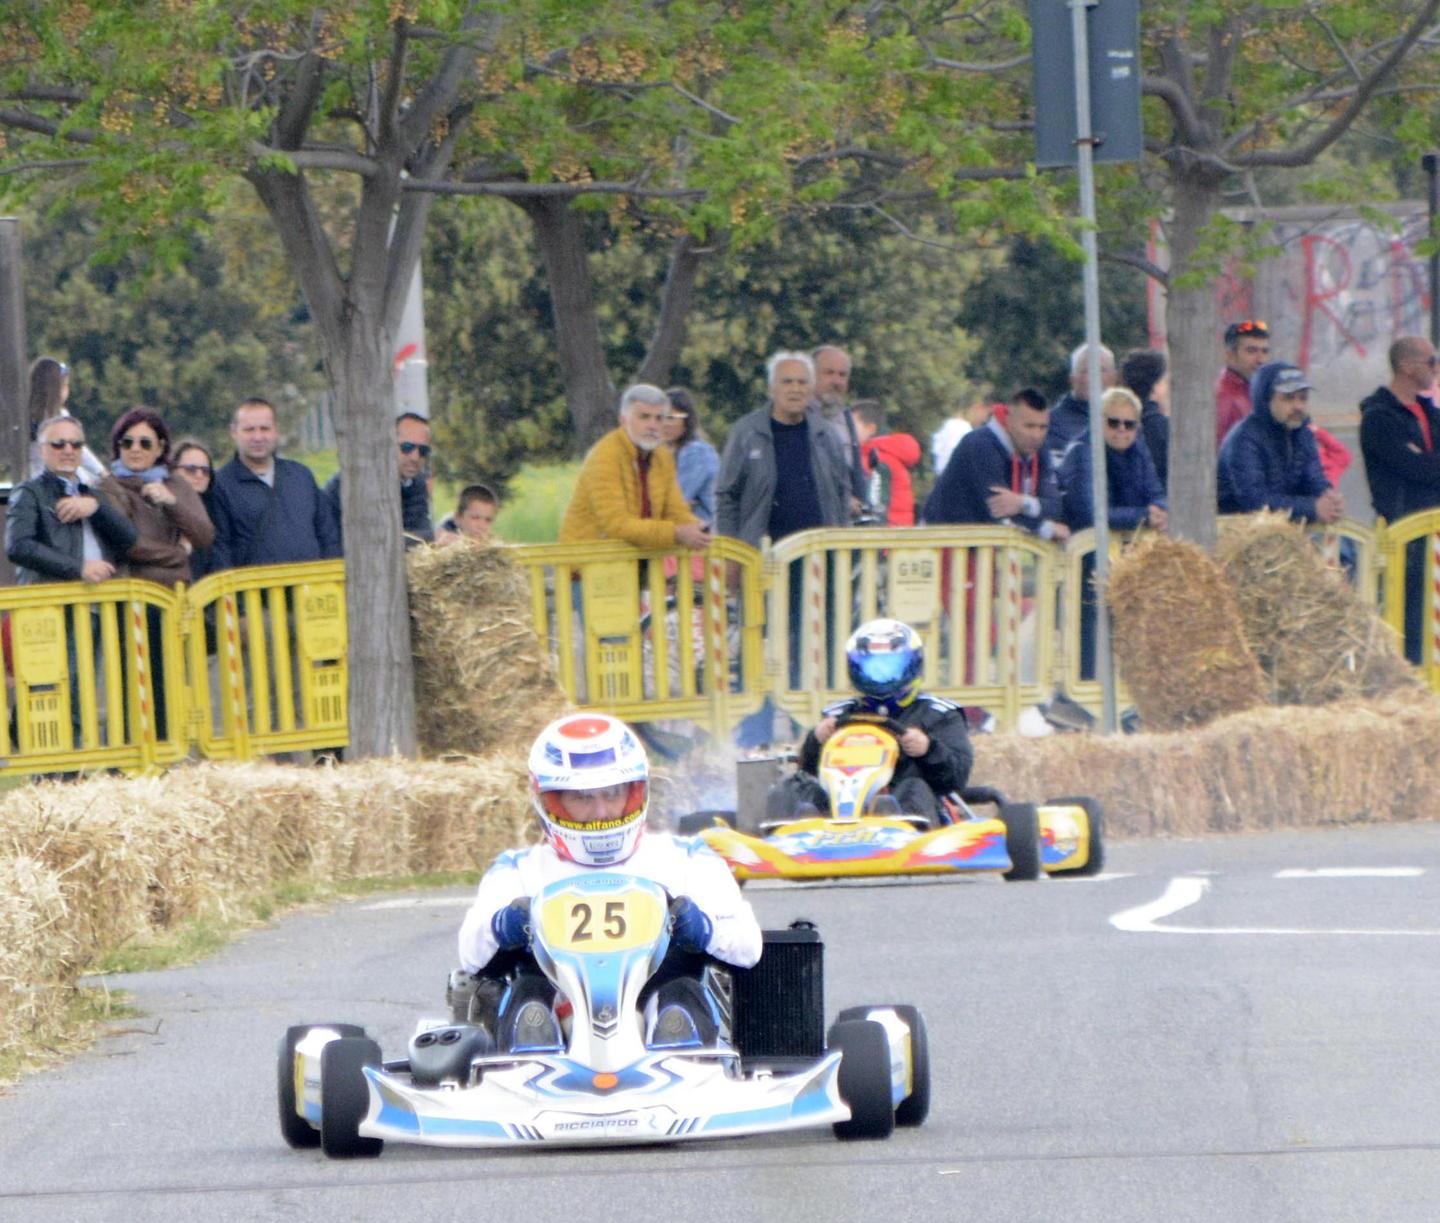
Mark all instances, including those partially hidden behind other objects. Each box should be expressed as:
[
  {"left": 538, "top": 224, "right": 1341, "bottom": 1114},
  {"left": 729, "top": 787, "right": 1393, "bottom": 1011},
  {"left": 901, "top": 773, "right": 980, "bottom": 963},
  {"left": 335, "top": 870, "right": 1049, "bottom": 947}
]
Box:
[
  {"left": 834, "top": 1006, "right": 929, "bottom": 1127},
  {"left": 829, "top": 1019, "right": 896, "bottom": 1140},
  {"left": 320, "top": 1036, "right": 385, "bottom": 1158},
  {"left": 1045, "top": 795, "right": 1106, "bottom": 877},
  {"left": 277, "top": 1023, "right": 365, "bottom": 1149},
  {"left": 1000, "top": 802, "right": 1041, "bottom": 881}
]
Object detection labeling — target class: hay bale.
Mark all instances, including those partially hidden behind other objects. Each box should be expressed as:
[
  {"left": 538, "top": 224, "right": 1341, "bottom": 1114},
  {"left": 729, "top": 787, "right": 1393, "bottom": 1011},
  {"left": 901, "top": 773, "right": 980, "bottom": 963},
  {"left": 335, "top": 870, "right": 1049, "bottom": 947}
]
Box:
[
  {"left": 407, "top": 540, "right": 571, "bottom": 757},
  {"left": 1107, "top": 533, "right": 1268, "bottom": 730},
  {"left": 972, "top": 690, "right": 1440, "bottom": 837},
  {"left": 1215, "top": 513, "right": 1418, "bottom": 705},
  {"left": 0, "top": 856, "right": 72, "bottom": 1058}
]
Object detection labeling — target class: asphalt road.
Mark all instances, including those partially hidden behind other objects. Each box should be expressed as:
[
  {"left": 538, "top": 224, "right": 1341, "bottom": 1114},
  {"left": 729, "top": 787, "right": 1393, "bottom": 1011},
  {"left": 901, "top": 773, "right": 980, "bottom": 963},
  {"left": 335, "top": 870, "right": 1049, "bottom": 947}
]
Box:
[{"left": 1, "top": 822, "right": 1439, "bottom": 1223}]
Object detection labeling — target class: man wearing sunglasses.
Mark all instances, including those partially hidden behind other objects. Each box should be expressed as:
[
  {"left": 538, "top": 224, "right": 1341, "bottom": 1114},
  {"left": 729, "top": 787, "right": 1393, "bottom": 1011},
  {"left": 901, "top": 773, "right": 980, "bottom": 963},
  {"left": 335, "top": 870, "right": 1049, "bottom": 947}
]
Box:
[
  {"left": 6, "top": 415, "right": 137, "bottom": 586},
  {"left": 1216, "top": 320, "right": 1272, "bottom": 447},
  {"left": 1359, "top": 335, "right": 1440, "bottom": 663},
  {"left": 324, "top": 411, "right": 434, "bottom": 547}
]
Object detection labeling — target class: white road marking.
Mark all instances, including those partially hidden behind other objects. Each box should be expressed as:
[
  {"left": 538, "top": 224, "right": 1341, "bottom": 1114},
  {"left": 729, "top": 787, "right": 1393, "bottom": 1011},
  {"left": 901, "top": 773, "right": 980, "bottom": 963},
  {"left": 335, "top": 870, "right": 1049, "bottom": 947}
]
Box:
[
  {"left": 1111, "top": 875, "right": 1440, "bottom": 936},
  {"left": 1274, "top": 867, "right": 1424, "bottom": 879}
]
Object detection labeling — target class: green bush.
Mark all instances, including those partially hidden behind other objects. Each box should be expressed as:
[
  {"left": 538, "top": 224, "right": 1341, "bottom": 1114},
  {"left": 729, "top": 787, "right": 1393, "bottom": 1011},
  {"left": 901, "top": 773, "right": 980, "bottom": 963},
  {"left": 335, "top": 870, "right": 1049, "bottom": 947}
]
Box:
[{"left": 496, "top": 462, "right": 581, "bottom": 544}]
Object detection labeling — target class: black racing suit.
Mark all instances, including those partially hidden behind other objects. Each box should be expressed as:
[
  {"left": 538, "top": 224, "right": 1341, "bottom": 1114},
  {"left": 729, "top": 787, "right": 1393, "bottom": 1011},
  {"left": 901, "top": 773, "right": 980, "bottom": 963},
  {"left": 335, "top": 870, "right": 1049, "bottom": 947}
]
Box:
[{"left": 769, "top": 694, "right": 974, "bottom": 824}]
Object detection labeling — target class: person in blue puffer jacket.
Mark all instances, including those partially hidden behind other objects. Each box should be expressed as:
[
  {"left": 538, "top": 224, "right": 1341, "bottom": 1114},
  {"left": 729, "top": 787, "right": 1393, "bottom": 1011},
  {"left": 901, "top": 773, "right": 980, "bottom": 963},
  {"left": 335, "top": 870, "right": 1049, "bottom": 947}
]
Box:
[{"left": 1217, "top": 362, "right": 1344, "bottom": 524}]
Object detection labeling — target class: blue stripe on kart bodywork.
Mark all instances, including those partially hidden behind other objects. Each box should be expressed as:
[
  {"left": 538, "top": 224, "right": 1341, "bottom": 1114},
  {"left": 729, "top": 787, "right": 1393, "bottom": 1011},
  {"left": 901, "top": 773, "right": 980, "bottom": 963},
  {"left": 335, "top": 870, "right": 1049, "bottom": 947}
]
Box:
[{"left": 699, "top": 1071, "right": 839, "bottom": 1133}]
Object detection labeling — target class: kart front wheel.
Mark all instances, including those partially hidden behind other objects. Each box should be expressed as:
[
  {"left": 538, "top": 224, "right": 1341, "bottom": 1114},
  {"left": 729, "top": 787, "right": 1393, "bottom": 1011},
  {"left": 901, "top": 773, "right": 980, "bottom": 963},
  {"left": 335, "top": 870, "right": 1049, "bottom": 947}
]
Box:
[
  {"left": 277, "top": 1023, "right": 365, "bottom": 1149},
  {"left": 320, "top": 1036, "right": 385, "bottom": 1158},
  {"left": 1045, "top": 795, "right": 1106, "bottom": 877},
  {"left": 1000, "top": 802, "right": 1041, "bottom": 881},
  {"left": 834, "top": 1005, "right": 929, "bottom": 1127},
  {"left": 829, "top": 1019, "right": 896, "bottom": 1140}
]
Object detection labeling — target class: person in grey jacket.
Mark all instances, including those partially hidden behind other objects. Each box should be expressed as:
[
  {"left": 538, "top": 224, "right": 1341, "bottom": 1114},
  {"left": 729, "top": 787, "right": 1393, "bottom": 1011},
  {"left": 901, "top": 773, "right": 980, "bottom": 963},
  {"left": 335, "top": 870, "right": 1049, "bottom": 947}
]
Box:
[
  {"left": 715, "top": 351, "right": 852, "bottom": 547},
  {"left": 6, "top": 414, "right": 137, "bottom": 585}
]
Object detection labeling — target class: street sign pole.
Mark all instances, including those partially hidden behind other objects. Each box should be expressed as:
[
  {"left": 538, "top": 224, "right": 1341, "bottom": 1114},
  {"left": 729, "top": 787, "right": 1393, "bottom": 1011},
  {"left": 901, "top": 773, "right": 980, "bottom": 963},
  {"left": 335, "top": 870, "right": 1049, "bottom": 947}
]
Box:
[
  {"left": 1071, "top": 0, "right": 1118, "bottom": 735},
  {"left": 0, "top": 217, "right": 27, "bottom": 485}
]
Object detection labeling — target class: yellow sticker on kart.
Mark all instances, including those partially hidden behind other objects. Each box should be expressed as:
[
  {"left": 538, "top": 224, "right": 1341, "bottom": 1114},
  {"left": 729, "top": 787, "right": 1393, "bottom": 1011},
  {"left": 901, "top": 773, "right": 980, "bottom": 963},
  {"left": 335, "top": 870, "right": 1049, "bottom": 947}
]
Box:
[
  {"left": 824, "top": 727, "right": 898, "bottom": 772},
  {"left": 538, "top": 886, "right": 667, "bottom": 953}
]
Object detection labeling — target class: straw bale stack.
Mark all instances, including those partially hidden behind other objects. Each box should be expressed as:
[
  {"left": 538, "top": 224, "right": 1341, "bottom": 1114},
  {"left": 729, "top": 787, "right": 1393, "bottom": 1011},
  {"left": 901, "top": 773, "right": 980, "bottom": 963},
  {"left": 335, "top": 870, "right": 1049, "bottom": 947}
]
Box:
[
  {"left": 973, "top": 691, "right": 1440, "bottom": 838},
  {"left": 407, "top": 540, "right": 571, "bottom": 757},
  {"left": 0, "top": 755, "right": 540, "bottom": 1068},
  {"left": 1215, "top": 513, "right": 1417, "bottom": 705},
  {"left": 1107, "top": 533, "right": 1268, "bottom": 730},
  {"left": 0, "top": 856, "right": 71, "bottom": 1058}
]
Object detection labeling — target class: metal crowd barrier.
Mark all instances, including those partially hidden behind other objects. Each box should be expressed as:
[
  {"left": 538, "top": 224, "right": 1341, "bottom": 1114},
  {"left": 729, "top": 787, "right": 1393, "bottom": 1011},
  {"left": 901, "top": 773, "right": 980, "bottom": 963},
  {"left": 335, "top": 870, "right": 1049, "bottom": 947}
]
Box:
[
  {"left": 504, "top": 537, "right": 767, "bottom": 736},
  {"left": 766, "top": 525, "right": 1058, "bottom": 731},
  {"left": 3, "top": 508, "right": 1437, "bottom": 777},
  {"left": 0, "top": 560, "right": 347, "bottom": 776}
]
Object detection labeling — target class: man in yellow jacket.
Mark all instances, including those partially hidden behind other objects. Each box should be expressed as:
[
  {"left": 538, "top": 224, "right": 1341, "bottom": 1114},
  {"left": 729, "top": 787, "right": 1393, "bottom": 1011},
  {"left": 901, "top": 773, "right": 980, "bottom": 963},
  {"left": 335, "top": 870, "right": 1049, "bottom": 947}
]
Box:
[{"left": 560, "top": 385, "right": 713, "bottom": 550}]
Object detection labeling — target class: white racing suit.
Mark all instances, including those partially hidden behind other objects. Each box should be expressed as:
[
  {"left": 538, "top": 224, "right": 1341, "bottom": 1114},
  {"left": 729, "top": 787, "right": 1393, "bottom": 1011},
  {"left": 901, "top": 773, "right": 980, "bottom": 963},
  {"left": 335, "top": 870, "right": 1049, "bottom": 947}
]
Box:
[{"left": 458, "top": 833, "right": 763, "bottom": 974}]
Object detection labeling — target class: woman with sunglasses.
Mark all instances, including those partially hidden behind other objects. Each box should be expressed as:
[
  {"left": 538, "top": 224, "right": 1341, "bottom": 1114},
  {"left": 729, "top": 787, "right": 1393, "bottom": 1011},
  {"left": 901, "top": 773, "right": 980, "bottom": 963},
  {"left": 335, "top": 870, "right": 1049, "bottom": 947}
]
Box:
[
  {"left": 1059, "top": 388, "right": 1168, "bottom": 681},
  {"left": 99, "top": 409, "right": 215, "bottom": 586},
  {"left": 171, "top": 438, "right": 218, "bottom": 580},
  {"left": 98, "top": 409, "right": 215, "bottom": 741}
]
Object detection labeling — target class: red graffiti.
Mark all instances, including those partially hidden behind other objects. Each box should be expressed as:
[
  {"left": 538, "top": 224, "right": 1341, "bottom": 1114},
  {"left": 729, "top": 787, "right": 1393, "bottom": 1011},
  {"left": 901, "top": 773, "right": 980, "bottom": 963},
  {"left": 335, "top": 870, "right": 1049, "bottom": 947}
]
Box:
[{"left": 1299, "top": 234, "right": 1366, "bottom": 367}]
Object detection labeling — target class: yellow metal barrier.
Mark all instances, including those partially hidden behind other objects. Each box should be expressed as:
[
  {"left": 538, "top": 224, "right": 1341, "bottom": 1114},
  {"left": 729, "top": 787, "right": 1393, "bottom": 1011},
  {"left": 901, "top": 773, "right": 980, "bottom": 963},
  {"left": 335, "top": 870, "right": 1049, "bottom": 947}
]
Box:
[
  {"left": 505, "top": 538, "right": 766, "bottom": 737},
  {"left": 1057, "top": 528, "right": 1133, "bottom": 718},
  {"left": 185, "top": 560, "right": 349, "bottom": 760},
  {"left": 1375, "top": 509, "right": 1440, "bottom": 687},
  {"left": 1, "top": 580, "right": 190, "bottom": 776},
  {"left": 0, "top": 561, "right": 348, "bottom": 776},
  {"left": 766, "top": 525, "right": 1058, "bottom": 732}
]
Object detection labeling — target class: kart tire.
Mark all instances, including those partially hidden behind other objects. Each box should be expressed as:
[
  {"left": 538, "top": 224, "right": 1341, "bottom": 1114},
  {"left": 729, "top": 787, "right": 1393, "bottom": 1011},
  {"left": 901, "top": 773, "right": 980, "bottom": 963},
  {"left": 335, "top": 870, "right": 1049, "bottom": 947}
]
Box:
[
  {"left": 320, "top": 1036, "right": 385, "bottom": 1158},
  {"left": 829, "top": 1019, "right": 896, "bottom": 1140},
  {"left": 833, "top": 1006, "right": 930, "bottom": 1127},
  {"left": 277, "top": 1023, "right": 365, "bottom": 1149},
  {"left": 1000, "top": 802, "right": 1042, "bottom": 881},
  {"left": 1045, "top": 795, "right": 1106, "bottom": 877}
]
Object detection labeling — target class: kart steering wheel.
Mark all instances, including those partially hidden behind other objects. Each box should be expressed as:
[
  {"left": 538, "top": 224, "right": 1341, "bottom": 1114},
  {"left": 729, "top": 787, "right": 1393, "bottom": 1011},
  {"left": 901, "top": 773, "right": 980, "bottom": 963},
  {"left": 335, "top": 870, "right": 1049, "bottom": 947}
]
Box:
[{"left": 833, "top": 710, "right": 910, "bottom": 740}]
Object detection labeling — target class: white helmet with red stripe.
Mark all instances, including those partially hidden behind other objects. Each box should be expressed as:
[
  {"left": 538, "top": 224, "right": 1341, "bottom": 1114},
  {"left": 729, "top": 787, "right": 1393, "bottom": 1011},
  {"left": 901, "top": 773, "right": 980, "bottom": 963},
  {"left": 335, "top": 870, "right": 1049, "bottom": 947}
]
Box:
[{"left": 528, "top": 713, "right": 649, "bottom": 866}]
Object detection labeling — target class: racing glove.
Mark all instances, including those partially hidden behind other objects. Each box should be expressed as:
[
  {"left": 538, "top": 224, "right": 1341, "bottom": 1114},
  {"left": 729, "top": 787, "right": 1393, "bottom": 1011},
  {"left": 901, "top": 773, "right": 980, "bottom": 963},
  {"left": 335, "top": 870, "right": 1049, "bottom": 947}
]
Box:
[
  {"left": 668, "top": 896, "right": 713, "bottom": 955},
  {"left": 491, "top": 897, "right": 532, "bottom": 950}
]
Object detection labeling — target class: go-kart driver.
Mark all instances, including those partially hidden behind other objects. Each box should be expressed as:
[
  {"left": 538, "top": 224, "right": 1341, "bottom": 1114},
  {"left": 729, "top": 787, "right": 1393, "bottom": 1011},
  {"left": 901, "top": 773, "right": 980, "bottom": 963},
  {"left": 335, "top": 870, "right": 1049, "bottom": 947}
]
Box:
[
  {"left": 457, "top": 713, "right": 762, "bottom": 1050},
  {"left": 768, "top": 618, "right": 974, "bottom": 826}
]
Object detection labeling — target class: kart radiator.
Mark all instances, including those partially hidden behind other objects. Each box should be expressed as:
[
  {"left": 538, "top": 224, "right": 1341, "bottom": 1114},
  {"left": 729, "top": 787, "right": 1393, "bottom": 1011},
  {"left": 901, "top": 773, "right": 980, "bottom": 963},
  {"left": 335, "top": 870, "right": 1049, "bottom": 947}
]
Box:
[{"left": 732, "top": 922, "right": 824, "bottom": 1059}]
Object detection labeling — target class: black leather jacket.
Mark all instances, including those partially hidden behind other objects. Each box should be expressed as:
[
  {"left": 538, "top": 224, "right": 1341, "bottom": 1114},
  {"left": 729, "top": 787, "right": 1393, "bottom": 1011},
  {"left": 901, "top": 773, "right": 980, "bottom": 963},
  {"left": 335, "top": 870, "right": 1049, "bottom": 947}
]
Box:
[
  {"left": 798, "top": 694, "right": 974, "bottom": 796},
  {"left": 5, "top": 471, "right": 138, "bottom": 584}
]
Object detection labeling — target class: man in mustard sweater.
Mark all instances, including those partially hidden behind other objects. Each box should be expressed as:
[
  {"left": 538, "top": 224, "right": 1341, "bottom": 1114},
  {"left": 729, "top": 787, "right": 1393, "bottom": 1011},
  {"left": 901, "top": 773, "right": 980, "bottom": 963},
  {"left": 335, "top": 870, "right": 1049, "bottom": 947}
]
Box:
[{"left": 560, "top": 385, "right": 712, "bottom": 550}]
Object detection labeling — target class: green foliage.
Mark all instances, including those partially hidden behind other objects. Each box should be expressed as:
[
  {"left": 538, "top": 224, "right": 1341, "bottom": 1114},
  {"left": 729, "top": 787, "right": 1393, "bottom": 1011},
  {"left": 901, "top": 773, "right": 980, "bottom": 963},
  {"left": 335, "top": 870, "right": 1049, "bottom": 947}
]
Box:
[
  {"left": 495, "top": 461, "right": 584, "bottom": 543},
  {"left": 955, "top": 238, "right": 1148, "bottom": 401},
  {"left": 15, "top": 189, "right": 326, "bottom": 450}
]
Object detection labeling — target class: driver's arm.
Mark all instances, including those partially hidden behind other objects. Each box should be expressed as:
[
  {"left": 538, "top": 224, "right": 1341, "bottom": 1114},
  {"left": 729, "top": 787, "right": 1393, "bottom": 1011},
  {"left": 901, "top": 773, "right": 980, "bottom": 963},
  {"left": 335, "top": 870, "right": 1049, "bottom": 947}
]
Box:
[
  {"left": 916, "top": 705, "right": 976, "bottom": 796},
  {"left": 457, "top": 850, "right": 528, "bottom": 973},
  {"left": 683, "top": 844, "right": 763, "bottom": 968}
]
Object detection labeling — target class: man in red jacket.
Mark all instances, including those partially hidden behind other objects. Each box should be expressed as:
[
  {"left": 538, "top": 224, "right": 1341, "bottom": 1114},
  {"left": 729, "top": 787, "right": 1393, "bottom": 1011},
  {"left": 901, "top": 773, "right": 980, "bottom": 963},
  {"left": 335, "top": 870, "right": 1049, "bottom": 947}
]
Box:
[
  {"left": 852, "top": 400, "right": 921, "bottom": 526},
  {"left": 1215, "top": 319, "right": 1271, "bottom": 447}
]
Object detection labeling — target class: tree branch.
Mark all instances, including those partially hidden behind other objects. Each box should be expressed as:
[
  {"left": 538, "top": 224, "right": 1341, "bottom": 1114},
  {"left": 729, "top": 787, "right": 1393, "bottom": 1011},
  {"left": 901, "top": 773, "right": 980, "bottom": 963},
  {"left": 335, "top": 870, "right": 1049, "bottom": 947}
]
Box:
[
  {"left": 0, "top": 156, "right": 94, "bottom": 177},
  {"left": 1235, "top": 1, "right": 1440, "bottom": 168},
  {"left": 400, "top": 6, "right": 491, "bottom": 150},
  {"left": 1103, "top": 248, "right": 1168, "bottom": 287},
  {"left": 0, "top": 106, "right": 96, "bottom": 143},
  {"left": 270, "top": 48, "right": 326, "bottom": 150},
  {"left": 634, "top": 233, "right": 707, "bottom": 386},
  {"left": 402, "top": 176, "right": 705, "bottom": 199},
  {"left": 248, "top": 141, "right": 377, "bottom": 176}
]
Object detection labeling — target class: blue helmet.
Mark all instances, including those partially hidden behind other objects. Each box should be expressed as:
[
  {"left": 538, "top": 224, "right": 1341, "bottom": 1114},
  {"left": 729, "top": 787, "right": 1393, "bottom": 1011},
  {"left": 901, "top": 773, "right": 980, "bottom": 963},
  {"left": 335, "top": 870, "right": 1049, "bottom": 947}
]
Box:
[{"left": 845, "top": 618, "right": 924, "bottom": 706}]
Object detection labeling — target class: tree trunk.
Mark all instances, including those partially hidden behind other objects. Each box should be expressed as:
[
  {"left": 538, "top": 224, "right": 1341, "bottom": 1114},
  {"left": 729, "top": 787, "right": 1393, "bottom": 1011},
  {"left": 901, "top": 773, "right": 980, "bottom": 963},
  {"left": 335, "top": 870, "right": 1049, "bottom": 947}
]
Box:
[
  {"left": 250, "top": 167, "right": 418, "bottom": 759},
  {"left": 633, "top": 234, "right": 705, "bottom": 389},
  {"left": 328, "top": 321, "right": 418, "bottom": 758},
  {"left": 515, "top": 197, "right": 617, "bottom": 451},
  {"left": 1163, "top": 170, "right": 1225, "bottom": 551}
]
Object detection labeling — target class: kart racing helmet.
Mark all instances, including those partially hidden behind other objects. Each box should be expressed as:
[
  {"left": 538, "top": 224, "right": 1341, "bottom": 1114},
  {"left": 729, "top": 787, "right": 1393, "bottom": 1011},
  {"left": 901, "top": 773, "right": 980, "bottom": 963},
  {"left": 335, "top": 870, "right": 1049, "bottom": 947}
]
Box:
[
  {"left": 845, "top": 618, "right": 924, "bottom": 707},
  {"left": 528, "top": 714, "right": 649, "bottom": 866}
]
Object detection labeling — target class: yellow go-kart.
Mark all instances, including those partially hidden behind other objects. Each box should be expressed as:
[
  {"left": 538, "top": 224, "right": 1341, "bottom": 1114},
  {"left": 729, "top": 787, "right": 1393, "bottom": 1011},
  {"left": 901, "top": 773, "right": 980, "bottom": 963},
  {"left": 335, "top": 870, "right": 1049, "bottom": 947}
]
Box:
[{"left": 679, "top": 715, "right": 1103, "bottom": 883}]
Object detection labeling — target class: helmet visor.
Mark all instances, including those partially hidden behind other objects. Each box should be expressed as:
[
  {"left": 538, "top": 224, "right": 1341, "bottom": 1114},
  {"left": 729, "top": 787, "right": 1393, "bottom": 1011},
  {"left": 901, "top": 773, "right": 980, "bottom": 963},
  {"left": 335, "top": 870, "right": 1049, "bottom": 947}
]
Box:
[{"left": 852, "top": 650, "right": 914, "bottom": 696}]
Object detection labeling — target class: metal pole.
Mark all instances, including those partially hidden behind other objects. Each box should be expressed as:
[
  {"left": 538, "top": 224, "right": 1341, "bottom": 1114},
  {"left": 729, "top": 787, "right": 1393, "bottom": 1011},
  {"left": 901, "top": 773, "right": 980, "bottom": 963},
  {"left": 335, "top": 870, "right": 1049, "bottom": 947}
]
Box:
[
  {"left": 1424, "top": 153, "right": 1439, "bottom": 349},
  {"left": 0, "top": 217, "right": 27, "bottom": 486},
  {"left": 1071, "top": 0, "right": 1117, "bottom": 734}
]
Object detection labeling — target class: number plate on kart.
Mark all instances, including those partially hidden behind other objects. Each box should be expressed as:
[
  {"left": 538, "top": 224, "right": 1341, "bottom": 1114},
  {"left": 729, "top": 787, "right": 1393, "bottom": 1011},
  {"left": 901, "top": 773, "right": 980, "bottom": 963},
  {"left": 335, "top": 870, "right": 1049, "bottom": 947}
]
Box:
[{"left": 538, "top": 883, "right": 667, "bottom": 953}]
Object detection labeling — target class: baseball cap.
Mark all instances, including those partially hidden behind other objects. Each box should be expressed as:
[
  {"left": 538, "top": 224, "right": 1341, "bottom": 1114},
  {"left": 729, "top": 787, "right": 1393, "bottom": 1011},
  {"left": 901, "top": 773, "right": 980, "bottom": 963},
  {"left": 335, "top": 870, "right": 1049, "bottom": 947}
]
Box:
[{"left": 1272, "top": 366, "right": 1312, "bottom": 394}]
